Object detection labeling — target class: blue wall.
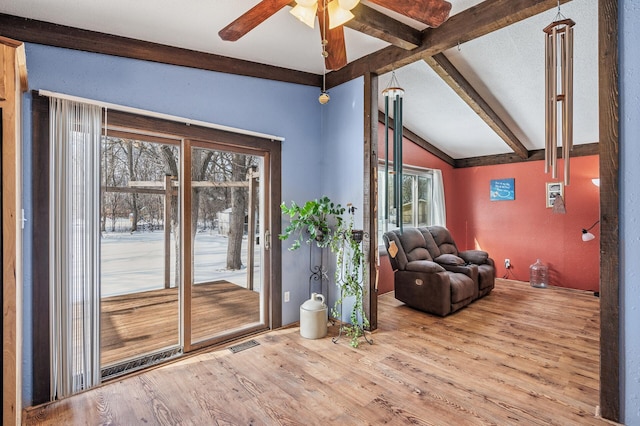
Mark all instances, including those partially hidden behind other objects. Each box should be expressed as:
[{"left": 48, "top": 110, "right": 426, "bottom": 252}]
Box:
[
  {"left": 321, "top": 77, "right": 365, "bottom": 321},
  {"left": 20, "top": 43, "right": 365, "bottom": 405},
  {"left": 621, "top": 1, "right": 640, "bottom": 423}
]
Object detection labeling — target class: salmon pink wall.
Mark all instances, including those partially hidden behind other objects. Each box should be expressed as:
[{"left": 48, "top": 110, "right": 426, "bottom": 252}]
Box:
[
  {"left": 449, "top": 156, "right": 600, "bottom": 291},
  {"left": 377, "top": 124, "right": 600, "bottom": 293}
]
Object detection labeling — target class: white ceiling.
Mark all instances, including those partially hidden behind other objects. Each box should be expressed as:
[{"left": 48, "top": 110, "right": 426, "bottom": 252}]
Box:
[{"left": 0, "top": 0, "right": 598, "bottom": 159}]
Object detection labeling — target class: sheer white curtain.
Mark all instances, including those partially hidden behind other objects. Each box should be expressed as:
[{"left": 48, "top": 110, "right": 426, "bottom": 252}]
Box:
[
  {"left": 49, "top": 97, "right": 102, "bottom": 399},
  {"left": 432, "top": 169, "right": 446, "bottom": 227}
]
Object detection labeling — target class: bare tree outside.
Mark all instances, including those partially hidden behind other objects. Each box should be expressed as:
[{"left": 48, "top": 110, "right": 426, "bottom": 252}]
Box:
[{"left": 227, "top": 153, "right": 249, "bottom": 270}]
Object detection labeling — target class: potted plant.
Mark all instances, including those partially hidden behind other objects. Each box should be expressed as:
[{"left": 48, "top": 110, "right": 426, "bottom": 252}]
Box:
[
  {"left": 279, "top": 196, "right": 345, "bottom": 251},
  {"left": 332, "top": 204, "right": 370, "bottom": 348},
  {"left": 280, "top": 197, "right": 370, "bottom": 347}
]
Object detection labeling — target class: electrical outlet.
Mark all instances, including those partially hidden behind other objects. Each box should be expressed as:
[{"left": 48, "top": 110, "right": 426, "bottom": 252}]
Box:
[
  {"left": 505, "top": 259, "right": 511, "bottom": 269},
  {"left": 284, "top": 291, "right": 290, "bottom": 303}
]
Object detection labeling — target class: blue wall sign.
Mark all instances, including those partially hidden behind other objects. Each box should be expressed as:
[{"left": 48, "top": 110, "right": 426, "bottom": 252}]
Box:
[{"left": 490, "top": 178, "right": 515, "bottom": 201}]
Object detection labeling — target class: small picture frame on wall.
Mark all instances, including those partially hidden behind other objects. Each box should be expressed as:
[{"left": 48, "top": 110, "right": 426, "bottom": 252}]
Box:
[
  {"left": 490, "top": 178, "right": 515, "bottom": 201},
  {"left": 546, "top": 182, "right": 564, "bottom": 208}
]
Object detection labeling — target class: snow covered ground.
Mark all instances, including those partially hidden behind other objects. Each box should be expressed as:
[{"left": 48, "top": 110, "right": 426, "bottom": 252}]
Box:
[{"left": 101, "top": 231, "right": 261, "bottom": 297}]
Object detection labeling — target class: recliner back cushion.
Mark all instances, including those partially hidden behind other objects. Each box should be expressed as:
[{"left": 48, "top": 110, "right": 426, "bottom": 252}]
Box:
[
  {"left": 397, "top": 228, "right": 433, "bottom": 263},
  {"left": 428, "top": 226, "right": 459, "bottom": 255},
  {"left": 419, "top": 228, "right": 441, "bottom": 259}
]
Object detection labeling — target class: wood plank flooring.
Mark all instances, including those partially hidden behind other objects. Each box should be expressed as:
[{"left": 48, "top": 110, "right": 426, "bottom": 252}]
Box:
[
  {"left": 26, "top": 279, "right": 617, "bottom": 425},
  {"left": 101, "top": 281, "right": 261, "bottom": 366}
]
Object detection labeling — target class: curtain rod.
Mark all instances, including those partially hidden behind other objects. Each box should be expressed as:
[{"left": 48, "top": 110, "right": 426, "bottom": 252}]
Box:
[{"left": 38, "top": 90, "right": 285, "bottom": 142}]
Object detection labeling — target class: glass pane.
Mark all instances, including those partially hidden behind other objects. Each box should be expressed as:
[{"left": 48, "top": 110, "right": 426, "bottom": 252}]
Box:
[
  {"left": 190, "top": 147, "right": 264, "bottom": 344},
  {"left": 388, "top": 172, "right": 397, "bottom": 227},
  {"left": 417, "top": 174, "right": 433, "bottom": 226},
  {"left": 100, "top": 137, "right": 181, "bottom": 368},
  {"left": 402, "top": 175, "right": 414, "bottom": 226},
  {"left": 377, "top": 170, "right": 386, "bottom": 242}
]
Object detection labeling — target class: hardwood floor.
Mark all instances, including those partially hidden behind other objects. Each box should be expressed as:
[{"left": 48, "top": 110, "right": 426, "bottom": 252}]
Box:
[{"left": 25, "top": 279, "right": 617, "bottom": 425}]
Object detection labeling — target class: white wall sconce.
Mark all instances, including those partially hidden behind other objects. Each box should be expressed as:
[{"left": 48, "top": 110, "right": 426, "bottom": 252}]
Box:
[{"left": 581, "top": 220, "right": 599, "bottom": 242}]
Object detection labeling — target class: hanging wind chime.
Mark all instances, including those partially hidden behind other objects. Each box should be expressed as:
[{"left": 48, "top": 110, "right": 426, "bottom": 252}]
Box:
[
  {"left": 318, "top": 0, "right": 330, "bottom": 104},
  {"left": 383, "top": 70, "right": 404, "bottom": 232},
  {"left": 543, "top": 2, "right": 575, "bottom": 186}
]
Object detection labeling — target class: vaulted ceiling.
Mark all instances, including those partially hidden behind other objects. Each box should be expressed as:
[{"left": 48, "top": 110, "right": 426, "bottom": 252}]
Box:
[{"left": 0, "top": 0, "right": 598, "bottom": 165}]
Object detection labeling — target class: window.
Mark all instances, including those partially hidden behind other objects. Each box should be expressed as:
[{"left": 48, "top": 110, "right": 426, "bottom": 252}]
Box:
[{"left": 378, "top": 164, "right": 437, "bottom": 243}]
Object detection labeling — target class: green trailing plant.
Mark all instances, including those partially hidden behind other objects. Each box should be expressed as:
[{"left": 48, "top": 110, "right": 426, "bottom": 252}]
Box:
[
  {"left": 332, "top": 206, "right": 369, "bottom": 348},
  {"left": 279, "top": 196, "right": 345, "bottom": 251}
]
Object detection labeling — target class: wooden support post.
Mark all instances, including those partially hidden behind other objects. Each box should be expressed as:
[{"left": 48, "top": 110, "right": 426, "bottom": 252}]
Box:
[
  {"left": 2, "top": 36, "right": 27, "bottom": 426},
  {"left": 363, "top": 71, "right": 378, "bottom": 331}
]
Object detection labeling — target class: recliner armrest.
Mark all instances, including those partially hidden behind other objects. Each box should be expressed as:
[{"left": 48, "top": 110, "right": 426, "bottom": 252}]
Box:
[{"left": 459, "top": 250, "right": 489, "bottom": 265}]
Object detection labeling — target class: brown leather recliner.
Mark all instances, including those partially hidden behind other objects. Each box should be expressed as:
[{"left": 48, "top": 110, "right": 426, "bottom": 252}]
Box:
[
  {"left": 383, "top": 226, "right": 495, "bottom": 316},
  {"left": 383, "top": 228, "right": 477, "bottom": 316},
  {"left": 427, "top": 226, "right": 496, "bottom": 298}
]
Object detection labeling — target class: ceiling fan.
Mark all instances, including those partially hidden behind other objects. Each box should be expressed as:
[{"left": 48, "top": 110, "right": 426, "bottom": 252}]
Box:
[{"left": 218, "top": 0, "right": 452, "bottom": 71}]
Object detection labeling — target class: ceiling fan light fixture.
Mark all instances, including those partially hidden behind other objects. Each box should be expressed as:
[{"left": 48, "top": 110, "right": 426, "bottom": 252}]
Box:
[
  {"left": 327, "top": 0, "right": 354, "bottom": 29},
  {"left": 318, "top": 91, "right": 330, "bottom": 104},
  {"left": 290, "top": 3, "right": 318, "bottom": 29}
]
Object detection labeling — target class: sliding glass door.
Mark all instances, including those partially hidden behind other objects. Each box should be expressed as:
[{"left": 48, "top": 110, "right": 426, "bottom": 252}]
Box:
[
  {"left": 187, "top": 143, "right": 267, "bottom": 347},
  {"left": 99, "top": 135, "right": 270, "bottom": 375},
  {"left": 33, "top": 94, "right": 280, "bottom": 402},
  {"left": 100, "top": 134, "right": 182, "bottom": 375}
]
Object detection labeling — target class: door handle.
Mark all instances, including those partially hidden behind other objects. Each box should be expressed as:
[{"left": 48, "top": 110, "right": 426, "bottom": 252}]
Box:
[{"left": 264, "top": 230, "right": 271, "bottom": 250}]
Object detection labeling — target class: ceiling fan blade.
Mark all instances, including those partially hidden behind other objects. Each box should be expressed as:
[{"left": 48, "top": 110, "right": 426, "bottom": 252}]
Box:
[
  {"left": 219, "top": 0, "right": 292, "bottom": 41},
  {"left": 367, "top": 0, "right": 452, "bottom": 28},
  {"left": 317, "top": 8, "right": 348, "bottom": 71}
]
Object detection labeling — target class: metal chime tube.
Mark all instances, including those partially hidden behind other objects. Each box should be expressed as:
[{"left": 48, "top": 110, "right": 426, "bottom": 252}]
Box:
[
  {"left": 383, "top": 72, "right": 405, "bottom": 232},
  {"left": 395, "top": 93, "right": 403, "bottom": 232},
  {"left": 551, "top": 25, "right": 558, "bottom": 180},
  {"left": 544, "top": 31, "right": 551, "bottom": 174},
  {"left": 393, "top": 95, "right": 400, "bottom": 230},
  {"left": 564, "top": 26, "right": 574, "bottom": 185},
  {"left": 384, "top": 95, "right": 390, "bottom": 228},
  {"left": 544, "top": 19, "right": 575, "bottom": 186}
]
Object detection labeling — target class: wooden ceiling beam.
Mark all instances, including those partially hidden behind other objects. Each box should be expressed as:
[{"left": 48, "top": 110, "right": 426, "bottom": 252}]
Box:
[
  {"left": 455, "top": 142, "right": 599, "bottom": 168},
  {"left": 347, "top": 4, "right": 422, "bottom": 50},
  {"left": 424, "top": 53, "right": 529, "bottom": 159},
  {"left": 327, "top": 0, "right": 573, "bottom": 88},
  {"left": 0, "top": 13, "right": 321, "bottom": 87},
  {"left": 366, "top": 0, "right": 451, "bottom": 29}
]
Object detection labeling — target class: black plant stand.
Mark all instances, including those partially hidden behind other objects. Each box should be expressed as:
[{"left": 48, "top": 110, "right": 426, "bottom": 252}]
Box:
[
  {"left": 308, "top": 243, "right": 329, "bottom": 300},
  {"left": 332, "top": 289, "right": 373, "bottom": 346}
]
